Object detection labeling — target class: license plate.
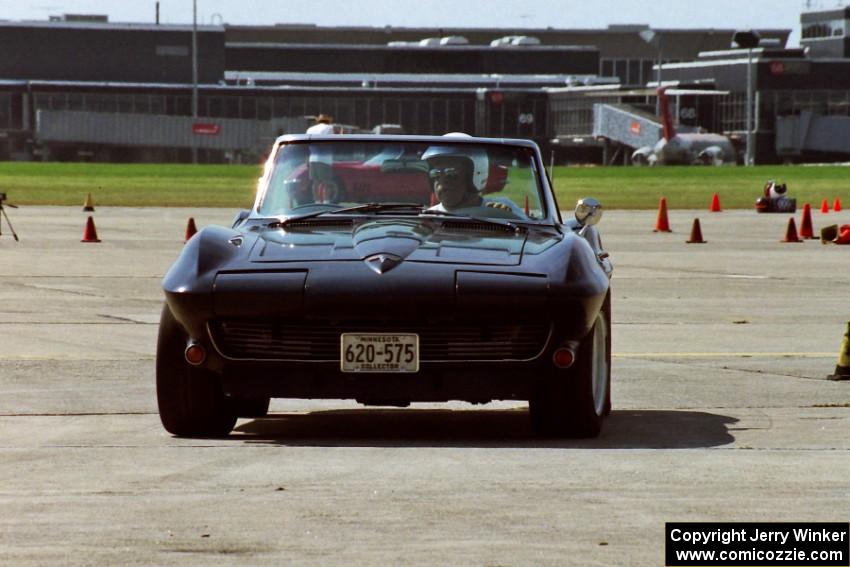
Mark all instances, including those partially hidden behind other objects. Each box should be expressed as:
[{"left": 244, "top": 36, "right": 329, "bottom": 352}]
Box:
[{"left": 340, "top": 333, "right": 419, "bottom": 373}]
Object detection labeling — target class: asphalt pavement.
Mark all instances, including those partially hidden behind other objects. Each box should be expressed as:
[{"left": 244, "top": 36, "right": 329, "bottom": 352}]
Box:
[{"left": 1, "top": 205, "right": 848, "bottom": 566}]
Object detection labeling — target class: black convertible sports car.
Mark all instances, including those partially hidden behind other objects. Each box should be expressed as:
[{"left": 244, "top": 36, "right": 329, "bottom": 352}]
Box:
[{"left": 157, "top": 134, "right": 613, "bottom": 438}]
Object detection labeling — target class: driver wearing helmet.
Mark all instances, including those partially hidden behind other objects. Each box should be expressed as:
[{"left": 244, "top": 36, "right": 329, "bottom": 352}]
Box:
[{"left": 422, "top": 144, "right": 522, "bottom": 216}]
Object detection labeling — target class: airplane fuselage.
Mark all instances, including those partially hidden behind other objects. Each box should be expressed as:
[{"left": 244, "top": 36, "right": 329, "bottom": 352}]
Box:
[{"left": 654, "top": 134, "right": 737, "bottom": 165}]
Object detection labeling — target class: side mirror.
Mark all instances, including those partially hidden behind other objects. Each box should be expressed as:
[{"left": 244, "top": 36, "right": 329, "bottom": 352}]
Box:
[
  {"left": 575, "top": 197, "right": 603, "bottom": 228},
  {"left": 231, "top": 209, "right": 250, "bottom": 229}
]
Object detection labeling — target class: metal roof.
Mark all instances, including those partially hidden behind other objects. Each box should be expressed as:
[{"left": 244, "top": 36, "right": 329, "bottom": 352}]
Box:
[
  {"left": 0, "top": 20, "right": 222, "bottom": 32},
  {"left": 226, "top": 41, "right": 597, "bottom": 52},
  {"left": 225, "top": 70, "right": 602, "bottom": 88}
]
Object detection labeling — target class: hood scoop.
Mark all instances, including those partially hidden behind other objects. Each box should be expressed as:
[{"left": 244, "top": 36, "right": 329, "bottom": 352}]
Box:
[
  {"left": 353, "top": 221, "right": 430, "bottom": 273},
  {"left": 364, "top": 253, "right": 403, "bottom": 274}
]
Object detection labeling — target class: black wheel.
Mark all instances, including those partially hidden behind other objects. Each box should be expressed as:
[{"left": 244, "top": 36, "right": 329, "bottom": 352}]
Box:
[
  {"left": 529, "top": 295, "right": 611, "bottom": 438},
  {"left": 156, "top": 305, "right": 237, "bottom": 437},
  {"left": 601, "top": 292, "right": 612, "bottom": 417},
  {"left": 234, "top": 397, "right": 270, "bottom": 418}
]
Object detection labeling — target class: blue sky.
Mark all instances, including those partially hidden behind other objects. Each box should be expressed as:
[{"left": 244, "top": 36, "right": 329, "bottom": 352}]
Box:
[{"left": 0, "top": 0, "right": 831, "bottom": 45}]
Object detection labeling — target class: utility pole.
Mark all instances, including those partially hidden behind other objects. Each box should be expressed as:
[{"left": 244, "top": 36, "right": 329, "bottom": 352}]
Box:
[
  {"left": 732, "top": 30, "right": 760, "bottom": 166},
  {"left": 639, "top": 30, "right": 662, "bottom": 113},
  {"left": 656, "top": 38, "right": 663, "bottom": 115},
  {"left": 745, "top": 47, "right": 754, "bottom": 166},
  {"left": 191, "top": 0, "right": 199, "bottom": 164}
]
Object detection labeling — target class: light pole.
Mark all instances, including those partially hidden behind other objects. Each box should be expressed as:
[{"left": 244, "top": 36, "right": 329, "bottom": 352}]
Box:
[
  {"left": 639, "top": 30, "right": 663, "bottom": 113},
  {"left": 746, "top": 47, "right": 753, "bottom": 166},
  {"left": 192, "top": 0, "right": 199, "bottom": 164},
  {"left": 733, "top": 30, "right": 760, "bottom": 166}
]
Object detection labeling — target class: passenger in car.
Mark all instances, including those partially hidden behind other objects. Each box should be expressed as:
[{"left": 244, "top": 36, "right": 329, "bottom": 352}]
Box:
[{"left": 306, "top": 114, "right": 334, "bottom": 135}]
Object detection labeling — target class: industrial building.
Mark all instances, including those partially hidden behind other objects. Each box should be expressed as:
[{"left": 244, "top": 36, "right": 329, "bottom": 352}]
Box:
[{"left": 0, "top": 8, "right": 848, "bottom": 164}]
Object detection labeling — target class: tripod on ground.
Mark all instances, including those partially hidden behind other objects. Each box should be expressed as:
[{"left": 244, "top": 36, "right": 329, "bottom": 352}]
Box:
[{"left": 0, "top": 192, "right": 20, "bottom": 241}]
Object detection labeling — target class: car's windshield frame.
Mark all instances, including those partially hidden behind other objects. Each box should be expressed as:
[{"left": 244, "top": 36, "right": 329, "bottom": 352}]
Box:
[{"left": 253, "top": 136, "right": 557, "bottom": 225}]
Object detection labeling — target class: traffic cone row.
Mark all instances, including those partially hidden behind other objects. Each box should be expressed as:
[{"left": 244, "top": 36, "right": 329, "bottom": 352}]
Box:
[
  {"left": 784, "top": 200, "right": 850, "bottom": 242},
  {"left": 780, "top": 199, "right": 850, "bottom": 243},
  {"left": 80, "top": 191, "right": 847, "bottom": 247},
  {"left": 80, "top": 193, "right": 197, "bottom": 243},
  {"left": 813, "top": 197, "right": 846, "bottom": 213},
  {"left": 654, "top": 194, "right": 721, "bottom": 234},
  {"left": 652, "top": 198, "right": 707, "bottom": 244},
  {"left": 651, "top": 196, "right": 850, "bottom": 244},
  {"left": 817, "top": 197, "right": 847, "bottom": 213}
]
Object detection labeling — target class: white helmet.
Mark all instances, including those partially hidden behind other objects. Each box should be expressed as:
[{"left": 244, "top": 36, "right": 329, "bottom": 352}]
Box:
[
  {"left": 421, "top": 144, "right": 489, "bottom": 192},
  {"left": 769, "top": 181, "right": 787, "bottom": 199}
]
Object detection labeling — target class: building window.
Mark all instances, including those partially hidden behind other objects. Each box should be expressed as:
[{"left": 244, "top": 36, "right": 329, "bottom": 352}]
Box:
[
  {"left": 628, "top": 60, "right": 641, "bottom": 86},
  {"left": 802, "top": 18, "right": 847, "bottom": 39}
]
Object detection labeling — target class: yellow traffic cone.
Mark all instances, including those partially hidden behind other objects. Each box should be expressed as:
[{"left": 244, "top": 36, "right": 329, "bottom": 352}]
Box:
[
  {"left": 82, "top": 193, "right": 95, "bottom": 212},
  {"left": 828, "top": 321, "right": 850, "bottom": 381}
]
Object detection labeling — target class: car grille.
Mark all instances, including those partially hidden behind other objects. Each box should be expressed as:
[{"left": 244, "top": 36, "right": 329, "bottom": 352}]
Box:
[{"left": 209, "top": 320, "right": 551, "bottom": 362}]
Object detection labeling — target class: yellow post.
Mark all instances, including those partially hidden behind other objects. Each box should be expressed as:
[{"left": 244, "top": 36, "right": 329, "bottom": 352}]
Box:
[{"left": 829, "top": 321, "right": 850, "bottom": 381}]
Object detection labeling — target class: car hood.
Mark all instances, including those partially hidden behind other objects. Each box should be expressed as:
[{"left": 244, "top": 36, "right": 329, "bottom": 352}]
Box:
[{"left": 249, "top": 218, "right": 532, "bottom": 266}]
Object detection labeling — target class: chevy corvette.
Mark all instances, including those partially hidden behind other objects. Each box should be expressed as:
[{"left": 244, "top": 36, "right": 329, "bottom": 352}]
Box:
[{"left": 157, "top": 134, "right": 613, "bottom": 438}]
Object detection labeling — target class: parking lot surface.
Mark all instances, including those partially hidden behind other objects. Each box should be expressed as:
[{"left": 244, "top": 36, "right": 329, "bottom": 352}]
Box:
[{"left": 1, "top": 205, "right": 848, "bottom": 565}]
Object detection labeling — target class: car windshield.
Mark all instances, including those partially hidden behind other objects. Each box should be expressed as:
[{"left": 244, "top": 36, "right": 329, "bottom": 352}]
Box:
[{"left": 258, "top": 140, "right": 547, "bottom": 221}]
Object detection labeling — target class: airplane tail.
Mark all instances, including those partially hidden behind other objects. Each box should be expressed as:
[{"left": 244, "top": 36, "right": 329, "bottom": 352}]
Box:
[{"left": 657, "top": 87, "right": 676, "bottom": 141}]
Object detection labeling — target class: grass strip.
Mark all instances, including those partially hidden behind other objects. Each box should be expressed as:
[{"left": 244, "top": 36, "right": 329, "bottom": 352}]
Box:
[{"left": 1, "top": 162, "right": 848, "bottom": 210}]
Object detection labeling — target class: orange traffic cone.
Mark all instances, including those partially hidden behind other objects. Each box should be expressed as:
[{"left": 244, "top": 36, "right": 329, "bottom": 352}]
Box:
[
  {"left": 429, "top": 192, "right": 437, "bottom": 207},
  {"left": 81, "top": 216, "right": 101, "bottom": 243},
  {"left": 653, "top": 197, "right": 672, "bottom": 232},
  {"left": 686, "top": 218, "right": 706, "bottom": 243},
  {"left": 800, "top": 203, "right": 816, "bottom": 239},
  {"left": 82, "top": 193, "right": 95, "bottom": 212},
  {"left": 821, "top": 199, "right": 830, "bottom": 213},
  {"left": 834, "top": 197, "right": 842, "bottom": 212},
  {"left": 781, "top": 217, "right": 802, "bottom": 243},
  {"left": 709, "top": 193, "right": 721, "bottom": 212},
  {"left": 184, "top": 217, "right": 198, "bottom": 242}
]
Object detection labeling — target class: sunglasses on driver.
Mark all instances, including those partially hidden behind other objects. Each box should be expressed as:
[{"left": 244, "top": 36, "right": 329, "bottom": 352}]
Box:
[{"left": 428, "top": 167, "right": 461, "bottom": 181}]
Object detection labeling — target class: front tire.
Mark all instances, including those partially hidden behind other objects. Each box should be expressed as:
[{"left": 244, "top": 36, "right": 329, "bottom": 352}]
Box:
[
  {"left": 156, "top": 305, "right": 237, "bottom": 437},
  {"left": 529, "top": 298, "right": 611, "bottom": 438}
]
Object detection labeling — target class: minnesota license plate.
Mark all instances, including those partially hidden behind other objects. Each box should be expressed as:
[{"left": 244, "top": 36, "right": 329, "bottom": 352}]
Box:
[{"left": 340, "top": 333, "right": 419, "bottom": 373}]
